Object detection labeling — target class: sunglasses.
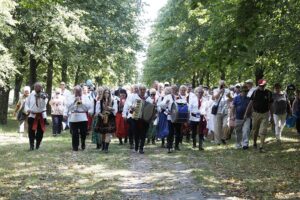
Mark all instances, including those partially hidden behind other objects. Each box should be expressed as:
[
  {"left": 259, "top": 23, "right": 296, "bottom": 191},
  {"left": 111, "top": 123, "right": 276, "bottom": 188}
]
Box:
[{"left": 150, "top": 93, "right": 156, "bottom": 96}]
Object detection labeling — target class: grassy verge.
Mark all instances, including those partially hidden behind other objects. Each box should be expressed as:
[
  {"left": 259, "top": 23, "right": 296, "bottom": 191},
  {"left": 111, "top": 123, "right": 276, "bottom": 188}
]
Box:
[
  {"left": 180, "top": 131, "right": 300, "bottom": 199},
  {"left": 0, "top": 117, "right": 130, "bottom": 200}
]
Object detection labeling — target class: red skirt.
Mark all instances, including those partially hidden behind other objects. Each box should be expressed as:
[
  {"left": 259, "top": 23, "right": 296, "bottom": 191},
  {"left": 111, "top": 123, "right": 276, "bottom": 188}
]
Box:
[
  {"left": 87, "top": 113, "right": 93, "bottom": 131},
  {"left": 115, "top": 113, "right": 128, "bottom": 138}
]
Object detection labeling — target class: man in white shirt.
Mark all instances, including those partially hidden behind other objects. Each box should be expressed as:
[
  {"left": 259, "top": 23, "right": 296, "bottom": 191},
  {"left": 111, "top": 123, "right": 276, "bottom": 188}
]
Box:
[
  {"left": 122, "top": 84, "right": 139, "bottom": 149},
  {"left": 60, "top": 82, "right": 72, "bottom": 129},
  {"left": 122, "top": 84, "right": 149, "bottom": 154},
  {"left": 25, "top": 82, "right": 48, "bottom": 150},
  {"left": 64, "top": 86, "right": 93, "bottom": 151}
]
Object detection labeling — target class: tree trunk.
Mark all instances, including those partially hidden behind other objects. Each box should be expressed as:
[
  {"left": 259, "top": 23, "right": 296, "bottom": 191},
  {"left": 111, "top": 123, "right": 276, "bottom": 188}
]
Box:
[
  {"left": 192, "top": 74, "right": 196, "bottom": 88},
  {"left": 61, "top": 60, "right": 68, "bottom": 83},
  {"left": 0, "top": 87, "right": 10, "bottom": 125},
  {"left": 29, "top": 54, "right": 38, "bottom": 89},
  {"left": 254, "top": 66, "right": 264, "bottom": 86},
  {"left": 74, "top": 66, "right": 81, "bottom": 86},
  {"left": 13, "top": 73, "right": 23, "bottom": 105},
  {"left": 46, "top": 59, "right": 54, "bottom": 114},
  {"left": 206, "top": 71, "right": 210, "bottom": 88},
  {"left": 220, "top": 68, "right": 226, "bottom": 80}
]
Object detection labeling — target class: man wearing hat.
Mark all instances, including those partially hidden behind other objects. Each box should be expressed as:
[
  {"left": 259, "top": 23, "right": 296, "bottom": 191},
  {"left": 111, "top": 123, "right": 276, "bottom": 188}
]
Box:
[
  {"left": 245, "top": 79, "right": 273, "bottom": 153},
  {"left": 245, "top": 79, "right": 256, "bottom": 98}
]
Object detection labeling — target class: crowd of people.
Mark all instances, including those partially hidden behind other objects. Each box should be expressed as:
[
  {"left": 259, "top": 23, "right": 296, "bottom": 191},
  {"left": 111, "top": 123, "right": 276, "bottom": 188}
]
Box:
[{"left": 14, "top": 79, "right": 300, "bottom": 153}]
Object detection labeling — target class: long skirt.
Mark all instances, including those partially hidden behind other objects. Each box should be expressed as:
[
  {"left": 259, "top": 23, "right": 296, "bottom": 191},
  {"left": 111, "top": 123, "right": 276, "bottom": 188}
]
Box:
[
  {"left": 115, "top": 113, "right": 128, "bottom": 138},
  {"left": 91, "top": 116, "right": 101, "bottom": 144},
  {"left": 95, "top": 114, "right": 116, "bottom": 134}
]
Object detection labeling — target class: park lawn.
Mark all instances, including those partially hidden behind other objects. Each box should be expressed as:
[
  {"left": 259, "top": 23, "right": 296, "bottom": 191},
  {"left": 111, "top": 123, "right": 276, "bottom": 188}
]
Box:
[
  {"left": 0, "top": 117, "right": 131, "bottom": 200},
  {"left": 1, "top": 114, "right": 300, "bottom": 199},
  {"left": 180, "top": 131, "right": 300, "bottom": 199}
]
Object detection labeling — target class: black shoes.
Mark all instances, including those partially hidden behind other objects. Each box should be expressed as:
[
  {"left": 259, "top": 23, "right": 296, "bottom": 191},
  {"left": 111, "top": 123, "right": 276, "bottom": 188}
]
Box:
[
  {"left": 175, "top": 146, "right": 181, "bottom": 151},
  {"left": 139, "top": 149, "right": 144, "bottom": 154},
  {"left": 243, "top": 146, "right": 249, "bottom": 150},
  {"left": 96, "top": 143, "right": 101, "bottom": 149},
  {"left": 253, "top": 143, "right": 258, "bottom": 149},
  {"left": 221, "top": 139, "right": 226, "bottom": 145}
]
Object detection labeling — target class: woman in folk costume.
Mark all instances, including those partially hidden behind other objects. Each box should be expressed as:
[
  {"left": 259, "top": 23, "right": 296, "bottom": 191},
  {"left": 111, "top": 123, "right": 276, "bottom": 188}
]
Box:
[
  {"left": 123, "top": 84, "right": 149, "bottom": 154},
  {"left": 95, "top": 88, "right": 116, "bottom": 153},
  {"left": 113, "top": 89, "right": 129, "bottom": 145},
  {"left": 159, "top": 85, "right": 184, "bottom": 153},
  {"left": 82, "top": 85, "right": 94, "bottom": 133},
  {"left": 146, "top": 88, "right": 158, "bottom": 145},
  {"left": 64, "top": 86, "right": 93, "bottom": 151},
  {"left": 157, "top": 86, "right": 171, "bottom": 148},
  {"left": 14, "top": 86, "right": 30, "bottom": 137},
  {"left": 177, "top": 85, "right": 190, "bottom": 145},
  {"left": 49, "top": 88, "right": 65, "bottom": 136},
  {"left": 92, "top": 87, "right": 104, "bottom": 149}
]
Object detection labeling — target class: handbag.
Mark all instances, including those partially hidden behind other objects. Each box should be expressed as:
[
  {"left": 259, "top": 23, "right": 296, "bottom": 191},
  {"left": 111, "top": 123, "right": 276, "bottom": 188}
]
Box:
[
  {"left": 156, "top": 112, "right": 169, "bottom": 138},
  {"left": 211, "top": 91, "right": 224, "bottom": 115}
]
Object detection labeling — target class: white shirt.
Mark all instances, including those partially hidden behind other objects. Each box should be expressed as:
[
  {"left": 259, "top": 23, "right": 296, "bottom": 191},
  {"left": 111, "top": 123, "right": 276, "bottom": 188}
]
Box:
[
  {"left": 49, "top": 94, "right": 65, "bottom": 115},
  {"left": 60, "top": 88, "right": 72, "bottom": 98},
  {"left": 24, "top": 91, "right": 48, "bottom": 119},
  {"left": 158, "top": 94, "right": 175, "bottom": 121},
  {"left": 247, "top": 87, "right": 257, "bottom": 98},
  {"left": 64, "top": 95, "right": 93, "bottom": 122},
  {"left": 213, "top": 88, "right": 230, "bottom": 114},
  {"left": 189, "top": 97, "right": 200, "bottom": 122},
  {"left": 122, "top": 93, "right": 146, "bottom": 119}
]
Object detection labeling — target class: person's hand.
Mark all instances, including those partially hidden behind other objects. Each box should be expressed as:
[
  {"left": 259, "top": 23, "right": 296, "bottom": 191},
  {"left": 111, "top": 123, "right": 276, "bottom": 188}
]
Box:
[
  {"left": 27, "top": 110, "right": 32, "bottom": 114},
  {"left": 13, "top": 111, "right": 16, "bottom": 117},
  {"left": 63, "top": 115, "right": 68, "bottom": 121}
]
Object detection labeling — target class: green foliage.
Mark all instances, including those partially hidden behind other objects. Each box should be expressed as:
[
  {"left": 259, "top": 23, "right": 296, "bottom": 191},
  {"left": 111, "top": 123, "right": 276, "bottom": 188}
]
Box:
[
  {"left": 0, "top": 0, "right": 17, "bottom": 89},
  {"left": 0, "top": 0, "right": 142, "bottom": 90},
  {"left": 144, "top": 0, "right": 300, "bottom": 87}
]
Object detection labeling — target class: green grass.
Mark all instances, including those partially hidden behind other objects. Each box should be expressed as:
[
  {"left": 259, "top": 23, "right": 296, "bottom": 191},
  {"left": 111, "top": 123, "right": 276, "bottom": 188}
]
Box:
[
  {"left": 180, "top": 131, "right": 300, "bottom": 199},
  {"left": 0, "top": 117, "right": 130, "bottom": 200}
]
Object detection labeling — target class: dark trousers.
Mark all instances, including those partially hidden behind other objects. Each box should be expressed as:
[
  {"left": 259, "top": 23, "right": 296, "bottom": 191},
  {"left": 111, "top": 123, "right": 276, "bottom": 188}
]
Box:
[
  {"left": 70, "top": 121, "right": 87, "bottom": 150},
  {"left": 296, "top": 118, "right": 300, "bottom": 133},
  {"left": 190, "top": 121, "right": 204, "bottom": 147},
  {"left": 127, "top": 118, "right": 136, "bottom": 145},
  {"left": 167, "top": 121, "right": 182, "bottom": 149},
  {"left": 28, "top": 117, "right": 45, "bottom": 148},
  {"left": 52, "top": 115, "right": 63, "bottom": 134},
  {"left": 134, "top": 119, "right": 149, "bottom": 151}
]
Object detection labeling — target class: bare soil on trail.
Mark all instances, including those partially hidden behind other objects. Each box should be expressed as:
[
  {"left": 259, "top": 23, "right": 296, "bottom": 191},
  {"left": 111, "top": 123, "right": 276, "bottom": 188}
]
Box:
[{"left": 118, "top": 147, "right": 225, "bottom": 200}]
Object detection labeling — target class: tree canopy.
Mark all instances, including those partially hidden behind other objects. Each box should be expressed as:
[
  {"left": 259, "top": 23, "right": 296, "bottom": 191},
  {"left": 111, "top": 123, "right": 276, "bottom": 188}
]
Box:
[{"left": 143, "top": 0, "right": 300, "bottom": 87}]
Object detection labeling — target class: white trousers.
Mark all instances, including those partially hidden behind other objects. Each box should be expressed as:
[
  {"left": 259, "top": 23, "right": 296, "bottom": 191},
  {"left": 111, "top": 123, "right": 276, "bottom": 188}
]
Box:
[{"left": 273, "top": 114, "right": 286, "bottom": 140}]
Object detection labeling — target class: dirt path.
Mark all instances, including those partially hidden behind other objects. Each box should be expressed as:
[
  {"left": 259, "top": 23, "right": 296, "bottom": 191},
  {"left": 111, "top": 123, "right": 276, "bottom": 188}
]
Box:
[{"left": 119, "top": 147, "right": 214, "bottom": 200}]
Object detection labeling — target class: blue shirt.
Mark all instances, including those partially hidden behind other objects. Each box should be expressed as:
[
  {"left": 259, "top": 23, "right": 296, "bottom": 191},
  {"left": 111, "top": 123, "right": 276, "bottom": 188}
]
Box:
[{"left": 233, "top": 95, "right": 250, "bottom": 120}]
